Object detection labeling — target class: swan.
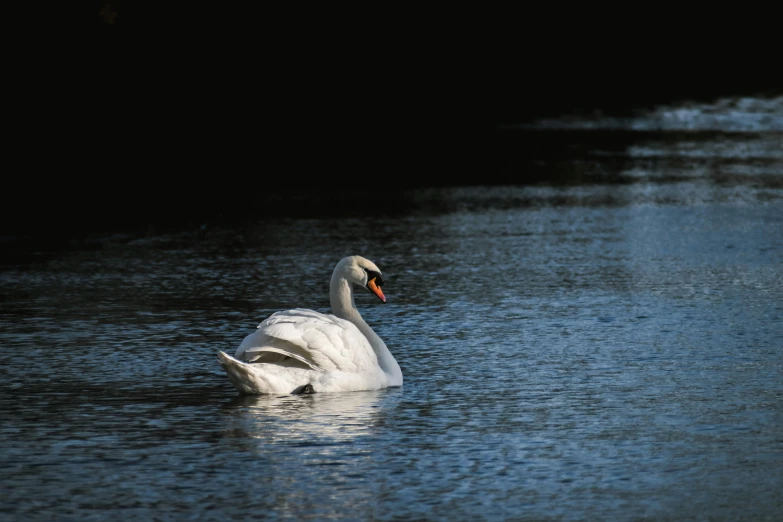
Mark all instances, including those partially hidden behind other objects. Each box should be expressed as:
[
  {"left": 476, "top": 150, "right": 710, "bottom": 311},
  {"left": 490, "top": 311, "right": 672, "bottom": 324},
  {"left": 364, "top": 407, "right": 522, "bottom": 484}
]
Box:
[{"left": 218, "top": 255, "right": 403, "bottom": 395}]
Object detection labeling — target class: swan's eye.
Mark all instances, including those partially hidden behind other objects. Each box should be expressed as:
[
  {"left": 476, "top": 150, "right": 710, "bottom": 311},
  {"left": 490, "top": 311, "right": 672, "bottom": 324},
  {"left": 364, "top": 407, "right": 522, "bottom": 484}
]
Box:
[{"left": 365, "top": 269, "right": 384, "bottom": 287}]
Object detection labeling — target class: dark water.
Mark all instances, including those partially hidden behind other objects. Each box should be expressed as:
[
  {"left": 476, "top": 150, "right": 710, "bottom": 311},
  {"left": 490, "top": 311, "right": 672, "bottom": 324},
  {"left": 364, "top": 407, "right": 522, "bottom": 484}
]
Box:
[{"left": 2, "top": 97, "right": 782, "bottom": 520}]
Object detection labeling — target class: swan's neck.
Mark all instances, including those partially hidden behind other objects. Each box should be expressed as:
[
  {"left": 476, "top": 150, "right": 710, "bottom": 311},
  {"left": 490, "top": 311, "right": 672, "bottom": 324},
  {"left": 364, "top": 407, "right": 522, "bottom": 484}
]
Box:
[{"left": 330, "top": 277, "right": 402, "bottom": 384}]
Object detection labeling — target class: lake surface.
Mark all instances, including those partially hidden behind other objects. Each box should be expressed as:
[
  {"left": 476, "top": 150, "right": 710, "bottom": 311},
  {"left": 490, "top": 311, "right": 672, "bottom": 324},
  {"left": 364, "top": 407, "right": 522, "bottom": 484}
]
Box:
[{"left": 2, "top": 96, "right": 782, "bottom": 520}]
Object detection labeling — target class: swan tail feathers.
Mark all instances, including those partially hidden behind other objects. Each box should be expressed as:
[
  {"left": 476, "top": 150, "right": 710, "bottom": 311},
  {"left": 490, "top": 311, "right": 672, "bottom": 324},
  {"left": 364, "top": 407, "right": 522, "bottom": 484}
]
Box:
[{"left": 218, "top": 351, "right": 273, "bottom": 395}]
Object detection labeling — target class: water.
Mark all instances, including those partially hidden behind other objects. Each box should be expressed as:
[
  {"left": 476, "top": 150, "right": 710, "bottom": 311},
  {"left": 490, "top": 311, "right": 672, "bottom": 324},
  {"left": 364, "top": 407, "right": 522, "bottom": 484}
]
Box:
[{"left": 2, "top": 97, "right": 783, "bottom": 520}]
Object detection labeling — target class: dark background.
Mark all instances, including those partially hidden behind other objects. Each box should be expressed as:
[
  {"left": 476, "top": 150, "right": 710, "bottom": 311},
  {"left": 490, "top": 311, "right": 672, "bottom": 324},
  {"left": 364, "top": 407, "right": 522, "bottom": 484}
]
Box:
[{"left": 5, "top": 5, "right": 781, "bottom": 242}]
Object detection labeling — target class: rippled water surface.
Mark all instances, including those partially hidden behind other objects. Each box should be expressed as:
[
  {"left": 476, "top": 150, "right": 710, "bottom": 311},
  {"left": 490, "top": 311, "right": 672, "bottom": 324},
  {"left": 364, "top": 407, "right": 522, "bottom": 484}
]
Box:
[{"left": 2, "top": 98, "right": 783, "bottom": 520}]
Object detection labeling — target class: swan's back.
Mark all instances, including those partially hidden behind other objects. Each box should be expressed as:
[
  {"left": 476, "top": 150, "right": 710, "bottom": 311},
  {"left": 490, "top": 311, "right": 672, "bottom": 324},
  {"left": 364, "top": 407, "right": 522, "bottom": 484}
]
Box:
[{"left": 235, "top": 309, "right": 380, "bottom": 373}]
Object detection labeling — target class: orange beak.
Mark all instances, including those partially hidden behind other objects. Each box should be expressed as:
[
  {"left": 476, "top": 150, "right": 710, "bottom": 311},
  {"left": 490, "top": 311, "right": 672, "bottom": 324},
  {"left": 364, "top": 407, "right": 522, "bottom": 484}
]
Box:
[{"left": 367, "top": 277, "right": 386, "bottom": 303}]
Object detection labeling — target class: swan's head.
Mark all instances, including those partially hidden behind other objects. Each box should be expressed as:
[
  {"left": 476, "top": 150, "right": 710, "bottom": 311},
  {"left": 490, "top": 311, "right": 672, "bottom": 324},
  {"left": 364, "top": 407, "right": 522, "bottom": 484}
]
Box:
[{"left": 335, "top": 255, "right": 386, "bottom": 303}]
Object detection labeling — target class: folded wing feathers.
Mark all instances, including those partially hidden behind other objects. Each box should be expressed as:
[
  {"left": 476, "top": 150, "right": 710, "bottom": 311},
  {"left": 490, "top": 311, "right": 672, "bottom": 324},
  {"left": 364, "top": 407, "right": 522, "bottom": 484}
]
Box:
[
  {"left": 243, "top": 345, "right": 325, "bottom": 372},
  {"left": 243, "top": 309, "right": 377, "bottom": 372}
]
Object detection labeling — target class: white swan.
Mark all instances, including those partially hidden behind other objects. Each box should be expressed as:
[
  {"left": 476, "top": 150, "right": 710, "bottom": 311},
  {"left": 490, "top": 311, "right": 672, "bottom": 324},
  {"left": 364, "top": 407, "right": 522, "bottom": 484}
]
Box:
[{"left": 218, "top": 255, "right": 403, "bottom": 394}]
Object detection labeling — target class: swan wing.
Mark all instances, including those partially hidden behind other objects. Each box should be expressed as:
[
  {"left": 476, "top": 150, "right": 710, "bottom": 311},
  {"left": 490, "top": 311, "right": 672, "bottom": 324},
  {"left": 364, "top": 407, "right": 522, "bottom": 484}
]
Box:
[{"left": 236, "top": 309, "right": 379, "bottom": 373}]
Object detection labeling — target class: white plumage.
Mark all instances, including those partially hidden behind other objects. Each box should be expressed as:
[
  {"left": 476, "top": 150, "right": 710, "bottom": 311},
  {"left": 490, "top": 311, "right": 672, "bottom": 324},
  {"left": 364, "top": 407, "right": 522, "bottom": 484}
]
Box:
[{"left": 218, "top": 256, "right": 403, "bottom": 394}]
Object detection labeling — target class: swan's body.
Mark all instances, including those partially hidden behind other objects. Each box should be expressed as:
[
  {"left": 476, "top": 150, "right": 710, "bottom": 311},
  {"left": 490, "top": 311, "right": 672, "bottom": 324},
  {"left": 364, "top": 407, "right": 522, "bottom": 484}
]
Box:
[{"left": 218, "top": 256, "right": 402, "bottom": 394}]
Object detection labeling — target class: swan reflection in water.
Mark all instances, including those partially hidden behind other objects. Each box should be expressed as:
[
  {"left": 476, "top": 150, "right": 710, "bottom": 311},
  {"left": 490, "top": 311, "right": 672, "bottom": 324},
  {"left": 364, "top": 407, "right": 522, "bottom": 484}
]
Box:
[
  {"left": 218, "top": 389, "right": 404, "bottom": 516},
  {"left": 220, "top": 388, "right": 402, "bottom": 451}
]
